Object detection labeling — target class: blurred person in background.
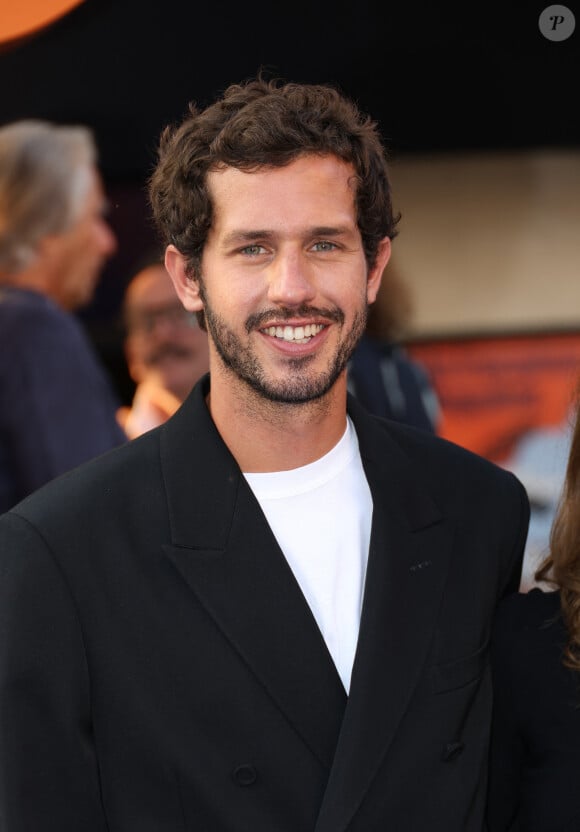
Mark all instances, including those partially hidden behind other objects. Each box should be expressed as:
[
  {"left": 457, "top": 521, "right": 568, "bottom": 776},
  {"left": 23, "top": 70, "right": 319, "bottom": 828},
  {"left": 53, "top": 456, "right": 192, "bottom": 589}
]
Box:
[
  {"left": 348, "top": 263, "right": 440, "bottom": 433},
  {"left": 487, "top": 391, "right": 580, "bottom": 830},
  {"left": 502, "top": 411, "right": 573, "bottom": 591},
  {"left": 118, "top": 258, "right": 209, "bottom": 438},
  {"left": 0, "top": 119, "right": 125, "bottom": 513}
]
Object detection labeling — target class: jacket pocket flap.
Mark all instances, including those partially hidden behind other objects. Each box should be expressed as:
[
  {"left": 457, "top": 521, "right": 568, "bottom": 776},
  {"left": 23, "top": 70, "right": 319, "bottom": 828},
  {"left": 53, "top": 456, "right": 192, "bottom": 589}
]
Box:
[{"left": 431, "top": 642, "right": 488, "bottom": 694}]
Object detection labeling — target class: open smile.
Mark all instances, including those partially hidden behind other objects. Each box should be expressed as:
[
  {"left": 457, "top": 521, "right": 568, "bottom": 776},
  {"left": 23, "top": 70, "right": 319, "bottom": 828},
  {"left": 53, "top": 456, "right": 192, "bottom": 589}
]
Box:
[{"left": 261, "top": 323, "right": 325, "bottom": 345}]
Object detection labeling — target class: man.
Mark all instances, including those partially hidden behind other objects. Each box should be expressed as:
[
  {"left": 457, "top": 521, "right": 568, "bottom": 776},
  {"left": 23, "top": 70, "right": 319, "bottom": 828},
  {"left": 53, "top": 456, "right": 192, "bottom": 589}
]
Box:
[
  {"left": 118, "top": 259, "right": 209, "bottom": 438},
  {"left": 0, "top": 120, "right": 125, "bottom": 513},
  {"left": 0, "top": 79, "right": 528, "bottom": 830}
]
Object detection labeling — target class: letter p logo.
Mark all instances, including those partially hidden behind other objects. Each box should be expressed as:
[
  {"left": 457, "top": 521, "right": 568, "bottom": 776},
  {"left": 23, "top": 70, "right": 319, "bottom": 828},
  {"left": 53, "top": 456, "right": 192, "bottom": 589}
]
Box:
[{"left": 539, "top": 5, "right": 576, "bottom": 40}]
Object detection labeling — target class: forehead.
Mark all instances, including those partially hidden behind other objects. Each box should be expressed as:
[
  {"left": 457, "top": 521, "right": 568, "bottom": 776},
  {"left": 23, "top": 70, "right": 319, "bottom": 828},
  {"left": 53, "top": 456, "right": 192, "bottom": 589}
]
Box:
[
  {"left": 127, "top": 266, "right": 177, "bottom": 308},
  {"left": 207, "top": 154, "right": 358, "bottom": 233}
]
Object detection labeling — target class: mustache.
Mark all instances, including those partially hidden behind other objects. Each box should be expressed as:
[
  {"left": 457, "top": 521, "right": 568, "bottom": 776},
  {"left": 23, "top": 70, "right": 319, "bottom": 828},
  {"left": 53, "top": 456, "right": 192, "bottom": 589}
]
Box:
[
  {"left": 144, "top": 343, "right": 195, "bottom": 367},
  {"left": 245, "top": 305, "right": 345, "bottom": 333}
]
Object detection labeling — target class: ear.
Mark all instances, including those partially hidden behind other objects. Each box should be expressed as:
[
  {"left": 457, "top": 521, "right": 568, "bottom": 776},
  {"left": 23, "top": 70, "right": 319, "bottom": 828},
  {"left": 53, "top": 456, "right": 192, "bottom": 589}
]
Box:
[
  {"left": 164, "top": 245, "right": 204, "bottom": 313},
  {"left": 366, "top": 236, "right": 391, "bottom": 305}
]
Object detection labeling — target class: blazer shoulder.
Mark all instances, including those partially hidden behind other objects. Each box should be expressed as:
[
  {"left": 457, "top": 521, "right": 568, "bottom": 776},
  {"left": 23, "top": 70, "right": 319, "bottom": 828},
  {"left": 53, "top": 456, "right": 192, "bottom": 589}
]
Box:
[{"left": 362, "top": 406, "right": 527, "bottom": 500}]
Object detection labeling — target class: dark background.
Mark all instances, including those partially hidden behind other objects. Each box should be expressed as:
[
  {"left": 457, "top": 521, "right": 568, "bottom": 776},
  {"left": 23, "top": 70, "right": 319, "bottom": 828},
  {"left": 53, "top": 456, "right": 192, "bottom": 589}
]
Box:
[{"left": 1, "top": 0, "right": 578, "bottom": 401}]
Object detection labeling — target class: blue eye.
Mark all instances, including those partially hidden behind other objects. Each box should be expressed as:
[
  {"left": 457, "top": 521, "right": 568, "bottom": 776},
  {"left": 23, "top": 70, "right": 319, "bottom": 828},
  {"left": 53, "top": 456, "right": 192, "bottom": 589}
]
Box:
[
  {"left": 312, "top": 240, "right": 338, "bottom": 252},
  {"left": 240, "top": 244, "right": 266, "bottom": 256}
]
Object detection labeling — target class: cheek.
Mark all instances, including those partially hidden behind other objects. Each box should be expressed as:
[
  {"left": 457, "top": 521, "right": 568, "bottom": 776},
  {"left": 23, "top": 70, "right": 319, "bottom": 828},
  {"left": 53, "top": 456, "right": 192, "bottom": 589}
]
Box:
[
  {"left": 72, "top": 233, "right": 97, "bottom": 269},
  {"left": 204, "top": 281, "right": 255, "bottom": 318},
  {"left": 338, "top": 279, "right": 371, "bottom": 312},
  {"left": 77, "top": 223, "right": 97, "bottom": 252}
]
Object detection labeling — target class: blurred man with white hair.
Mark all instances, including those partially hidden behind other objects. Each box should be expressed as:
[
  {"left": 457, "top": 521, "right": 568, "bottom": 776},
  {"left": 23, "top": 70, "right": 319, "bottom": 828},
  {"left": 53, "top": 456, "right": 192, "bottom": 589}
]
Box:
[{"left": 0, "top": 119, "right": 125, "bottom": 513}]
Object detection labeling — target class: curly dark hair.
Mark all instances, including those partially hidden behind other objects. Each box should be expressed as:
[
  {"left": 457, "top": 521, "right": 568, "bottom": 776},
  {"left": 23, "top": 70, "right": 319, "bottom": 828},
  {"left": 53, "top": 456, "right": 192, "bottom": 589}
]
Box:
[{"left": 148, "top": 76, "right": 400, "bottom": 279}]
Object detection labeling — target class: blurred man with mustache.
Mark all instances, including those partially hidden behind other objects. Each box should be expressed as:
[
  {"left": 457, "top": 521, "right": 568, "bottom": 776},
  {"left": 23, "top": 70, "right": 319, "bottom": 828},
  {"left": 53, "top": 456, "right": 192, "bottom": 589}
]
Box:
[{"left": 119, "top": 259, "right": 209, "bottom": 438}]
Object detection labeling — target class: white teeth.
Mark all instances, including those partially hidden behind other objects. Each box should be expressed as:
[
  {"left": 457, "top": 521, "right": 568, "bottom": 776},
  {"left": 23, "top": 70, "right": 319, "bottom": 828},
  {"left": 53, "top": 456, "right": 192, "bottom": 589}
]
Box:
[{"left": 263, "top": 324, "right": 324, "bottom": 342}]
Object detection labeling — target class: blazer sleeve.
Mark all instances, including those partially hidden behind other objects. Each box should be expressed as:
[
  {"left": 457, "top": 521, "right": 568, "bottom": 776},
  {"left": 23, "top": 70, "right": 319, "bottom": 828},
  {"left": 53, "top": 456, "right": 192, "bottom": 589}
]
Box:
[{"left": 0, "top": 512, "right": 108, "bottom": 832}]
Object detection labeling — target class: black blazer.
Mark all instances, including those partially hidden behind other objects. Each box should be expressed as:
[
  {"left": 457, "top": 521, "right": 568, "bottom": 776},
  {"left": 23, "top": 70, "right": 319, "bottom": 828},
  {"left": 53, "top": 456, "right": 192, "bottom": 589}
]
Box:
[{"left": 0, "top": 376, "right": 529, "bottom": 831}]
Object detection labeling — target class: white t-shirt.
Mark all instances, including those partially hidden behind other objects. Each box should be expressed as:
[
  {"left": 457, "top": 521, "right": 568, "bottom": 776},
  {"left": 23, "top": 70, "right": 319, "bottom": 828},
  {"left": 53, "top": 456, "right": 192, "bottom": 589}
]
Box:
[{"left": 244, "top": 417, "right": 373, "bottom": 693}]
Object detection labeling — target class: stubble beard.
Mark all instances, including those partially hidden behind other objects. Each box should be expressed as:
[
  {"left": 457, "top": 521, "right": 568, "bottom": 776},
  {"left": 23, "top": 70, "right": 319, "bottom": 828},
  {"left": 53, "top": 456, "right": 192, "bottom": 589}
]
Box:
[{"left": 198, "top": 281, "right": 368, "bottom": 405}]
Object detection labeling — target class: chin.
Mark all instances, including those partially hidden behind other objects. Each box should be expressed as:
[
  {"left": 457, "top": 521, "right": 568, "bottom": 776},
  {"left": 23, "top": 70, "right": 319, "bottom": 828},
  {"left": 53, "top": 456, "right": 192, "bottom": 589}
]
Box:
[
  {"left": 70, "top": 282, "right": 97, "bottom": 311},
  {"left": 245, "top": 367, "right": 342, "bottom": 405}
]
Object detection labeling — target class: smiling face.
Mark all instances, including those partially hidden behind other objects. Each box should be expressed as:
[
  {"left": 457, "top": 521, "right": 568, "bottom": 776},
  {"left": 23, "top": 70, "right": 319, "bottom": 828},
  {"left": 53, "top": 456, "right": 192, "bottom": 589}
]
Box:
[{"left": 166, "top": 154, "right": 391, "bottom": 407}]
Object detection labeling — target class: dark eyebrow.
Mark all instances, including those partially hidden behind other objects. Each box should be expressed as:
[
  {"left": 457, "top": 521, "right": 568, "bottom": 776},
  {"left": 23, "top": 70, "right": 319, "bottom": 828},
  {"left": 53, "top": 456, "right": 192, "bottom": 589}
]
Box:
[
  {"left": 221, "top": 230, "right": 274, "bottom": 248},
  {"left": 222, "top": 226, "right": 352, "bottom": 248},
  {"left": 308, "top": 226, "right": 351, "bottom": 237}
]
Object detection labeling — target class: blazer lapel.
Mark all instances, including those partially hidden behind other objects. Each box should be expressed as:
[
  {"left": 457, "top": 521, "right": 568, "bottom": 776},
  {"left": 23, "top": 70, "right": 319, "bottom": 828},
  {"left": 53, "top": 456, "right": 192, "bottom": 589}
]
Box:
[
  {"left": 315, "top": 399, "right": 454, "bottom": 832},
  {"left": 160, "top": 378, "right": 347, "bottom": 770}
]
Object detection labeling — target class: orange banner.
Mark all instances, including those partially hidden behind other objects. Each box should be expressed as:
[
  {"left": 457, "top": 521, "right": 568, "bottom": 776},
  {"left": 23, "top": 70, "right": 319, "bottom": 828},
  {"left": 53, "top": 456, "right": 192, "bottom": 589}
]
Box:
[{"left": 408, "top": 332, "right": 580, "bottom": 464}]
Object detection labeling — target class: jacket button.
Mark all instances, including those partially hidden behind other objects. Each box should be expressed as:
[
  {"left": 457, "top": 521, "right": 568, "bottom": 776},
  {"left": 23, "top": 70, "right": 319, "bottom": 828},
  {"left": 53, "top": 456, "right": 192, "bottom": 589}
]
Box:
[
  {"left": 441, "top": 741, "right": 465, "bottom": 762},
  {"left": 233, "top": 764, "right": 257, "bottom": 786}
]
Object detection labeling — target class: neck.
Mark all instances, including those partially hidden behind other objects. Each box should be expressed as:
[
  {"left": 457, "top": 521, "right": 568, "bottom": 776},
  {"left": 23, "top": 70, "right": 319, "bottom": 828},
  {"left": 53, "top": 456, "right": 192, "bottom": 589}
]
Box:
[
  {"left": 208, "top": 364, "right": 349, "bottom": 473},
  {"left": 1, "top": 260, "right": 62, "bottom": 307}
]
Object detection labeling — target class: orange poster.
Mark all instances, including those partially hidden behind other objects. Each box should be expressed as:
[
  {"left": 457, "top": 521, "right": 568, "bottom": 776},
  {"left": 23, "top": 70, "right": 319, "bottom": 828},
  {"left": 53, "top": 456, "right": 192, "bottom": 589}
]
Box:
[{"left": 407, "top": 331, "right": 580, "bottom": 465}]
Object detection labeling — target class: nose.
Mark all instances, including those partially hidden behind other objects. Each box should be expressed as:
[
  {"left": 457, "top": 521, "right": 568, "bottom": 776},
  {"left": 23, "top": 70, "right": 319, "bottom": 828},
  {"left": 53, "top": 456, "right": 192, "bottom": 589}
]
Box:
[
  {"left": 149, "top": 313, "right": 177, "bottom": 339},
  {"left": 267, "top": 251, "right": 316, "bottom": 307},
  {"left": 97, "top": 218, "right": 117, "bottom": 258}
]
